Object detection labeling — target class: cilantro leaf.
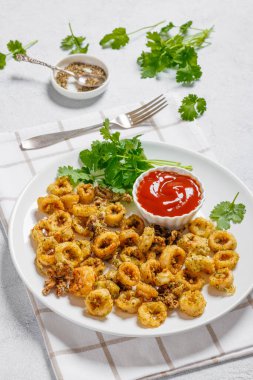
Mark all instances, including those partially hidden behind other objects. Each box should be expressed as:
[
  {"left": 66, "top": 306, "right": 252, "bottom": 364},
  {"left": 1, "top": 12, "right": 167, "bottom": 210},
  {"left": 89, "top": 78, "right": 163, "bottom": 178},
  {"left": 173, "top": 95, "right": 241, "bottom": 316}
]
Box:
[
  {"left": 99, "top": 21, "right": 165, "bottom": 50},
  {"left": 178, "top": 94, "right": 206, "bottom": 121},
  {"left": 175, "top": 46, "right": 197, "bottom": 67},
  {"left": 58, "top": 119, "right": 192, "bottom": 194},
  {"left": 0, "top": 53, "right": 6, "bottom": 69},
  {"left": 61, "top": 23, "right": 89, "bottom": 54},
  {"left": 57, "top": 166, "right": 91, "bottom": 186},
  {"left": 159, "top": 22, "right": 175, "bottom": 37},
  {"left": 100, "top": 118, "right": 120, "bottom": 144},
  {"left": 100, "top": 27, "right": 129, "bottom": 49},
  {"left": 176, "top": 64, "right": 202, "bottom": 83},
  {"left": 210, "top": 193, "right": 246, "bottom": 230},
  {"left": 100, "top": 118, "right": 111, "bottom": 140},
  {"left": 0, "top": 39, "right": 37, "bottom": 70},
  {"left": 137, "top": 21, "right": 212, "bottom": 84},
  {"left": 179, "top": 21, "right": 193, "bottom": 34},
  {"left": 7, "top": 40, "right": 26, "bottom": 59}
]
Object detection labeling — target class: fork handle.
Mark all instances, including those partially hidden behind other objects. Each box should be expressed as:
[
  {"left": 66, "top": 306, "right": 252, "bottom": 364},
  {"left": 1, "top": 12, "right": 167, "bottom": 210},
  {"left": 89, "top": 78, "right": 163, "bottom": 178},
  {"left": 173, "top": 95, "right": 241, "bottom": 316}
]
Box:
[{"left": 21, "top": 123, "right": 104, "bottom": 150}]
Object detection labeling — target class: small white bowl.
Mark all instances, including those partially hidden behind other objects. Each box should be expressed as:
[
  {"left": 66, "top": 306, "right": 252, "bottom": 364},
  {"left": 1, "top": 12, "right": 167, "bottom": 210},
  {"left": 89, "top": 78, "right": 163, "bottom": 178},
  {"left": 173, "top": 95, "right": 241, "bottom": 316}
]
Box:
[
  {"left": 51, "top": 54, "right": 110, "bottom": 100},
  {"left": 132, "top": 166, "right": 205, "bottom": 229}
]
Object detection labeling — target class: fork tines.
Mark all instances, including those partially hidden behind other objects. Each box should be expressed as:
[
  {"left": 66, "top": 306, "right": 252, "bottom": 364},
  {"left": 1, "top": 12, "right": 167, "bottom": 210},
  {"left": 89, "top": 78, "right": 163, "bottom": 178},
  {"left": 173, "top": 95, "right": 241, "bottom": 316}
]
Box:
[{"left": 128, "top": 94, "right": 168, "bottom": 125}]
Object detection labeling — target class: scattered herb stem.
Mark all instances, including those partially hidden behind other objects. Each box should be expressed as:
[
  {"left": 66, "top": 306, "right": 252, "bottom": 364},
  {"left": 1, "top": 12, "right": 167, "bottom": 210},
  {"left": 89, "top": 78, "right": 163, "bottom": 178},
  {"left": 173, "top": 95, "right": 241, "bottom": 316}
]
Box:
[{"left": 128, "top": 20, "right": 166, "bottom": 35}]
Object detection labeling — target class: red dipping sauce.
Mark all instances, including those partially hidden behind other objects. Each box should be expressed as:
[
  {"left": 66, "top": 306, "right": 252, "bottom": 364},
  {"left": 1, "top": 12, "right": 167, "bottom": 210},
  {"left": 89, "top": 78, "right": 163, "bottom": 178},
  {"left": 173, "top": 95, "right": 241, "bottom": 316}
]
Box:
[{"left": 137, "top": 170, "right": 202, "bottom": 217}]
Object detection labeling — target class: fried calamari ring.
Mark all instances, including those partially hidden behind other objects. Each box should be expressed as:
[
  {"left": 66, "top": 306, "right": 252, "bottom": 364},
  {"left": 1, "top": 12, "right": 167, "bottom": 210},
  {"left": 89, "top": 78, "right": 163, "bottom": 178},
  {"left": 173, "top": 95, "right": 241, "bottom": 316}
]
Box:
[
  {"left": 60, "top": 193, "right": 79, "bottom": 212},
  {"left": 85, "top": 289, "right": 113, "bottom": 317},
  {"left": 121, "top": 246, "right": 144, "bottom": 261},
  {"left": 105, "top": 269, "right": 118, "bottom": 282},
  {"left": 115, "top": 290, "right": 142, "bottom": 313},
  {"left": 209, "top": 268, "right": 235, "bottom": 294},
  {"left": 138, "top": 301, "right": 167, "bottom": 328},
  {"left": 177, "top": 233, "right": 210, "bottom": 256},
  {"left": 75, "top": 240, "right": 91, "bottom": 260},
  {"left": 48, "top": 210, "right": 72, "bottom": 230},
  {"left": 35, "top": 237, "right": 57, "bottom": 274},
  {"left": 37, "top": 194, "right": 64, "bottom": 215},
  {"left": 94, "top": 280, "right": 120, "bottom": 299},
  {"left": 136, "top": 282, "right": 158, "bottom": 300},
  {"left": 138, "top": 227, "right": 155, "bottom": 254},
  {"left": 81, "top": 257, "right": 105, "bottom": 275},
  {"left": 92, "top": 231, "right": 120, "bottom": 259},
  {"left": 47, "top": 176, "right": 73, "bottom": 196},
  {"left": 69, "top": 266, "right": 96, "bottom": 297},
  {"left": 48, "top": 210, "right": 74, "bottom": 242},
  {"left": 176, "top": 269, "right": 205, "bottom": 291},
  {"left": 179, "top": 290, "right": 206, "bottom": 317},
  {"left": 72, "top": 204, "right": 97, "bottom": 217},
  {"left": 209, "top": 231, "right": 237, "bottom": 252},
  {"left": 213, "top": 250, "right": 239, "bottom": 270},
  {"left": 119, "top": 253, "right": 142, "bottom": 267},
  {"left": 159, "top": 245, "right": 186, "bottom": 274},
  {"left": 72, "top": 216, "right": 91, "bottom": 237},
  {"left": 140, "top": 259, "right": 161, "bottom": 285},
  {"left": 52, "top": 227, "right": 74, "bottom": 243},
  {"left": 31, "top": 219, "right": 52, "bottom": 243},
  {"left": 117, "top": 262, "right": 140, "bottom": 286},
  {"left": 155, "top": 269, "right": 175, "bottom": 286},
  {"left": 55, "top": 242, "right": 83, "bottom": 267},
  {"left": 188, "top": 217, "right": 214, "bottom": 238},
  {"left": 104, "top": 202, "right": 126, "bottom": 227},
  {"left": 185, "top": 254, "right": 215, "bottom": 274},
  {"left": 76, "top": 183, "right": 95, "bottom": 204},
  {"left": 121, "top": 214, "right": 145, "bottom": 235},
  {"left": 148, "top": 236, "right": 166, "bottom": 256},
  {"left": 119, "top": 229, "right": 140, "bottom": 247}
]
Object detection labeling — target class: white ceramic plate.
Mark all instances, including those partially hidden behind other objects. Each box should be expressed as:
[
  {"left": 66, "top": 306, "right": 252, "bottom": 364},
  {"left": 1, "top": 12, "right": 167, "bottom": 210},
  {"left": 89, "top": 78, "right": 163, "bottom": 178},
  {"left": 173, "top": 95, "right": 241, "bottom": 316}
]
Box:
[{"left": 8, "top": 142, "right": 253, "bottom": 337}]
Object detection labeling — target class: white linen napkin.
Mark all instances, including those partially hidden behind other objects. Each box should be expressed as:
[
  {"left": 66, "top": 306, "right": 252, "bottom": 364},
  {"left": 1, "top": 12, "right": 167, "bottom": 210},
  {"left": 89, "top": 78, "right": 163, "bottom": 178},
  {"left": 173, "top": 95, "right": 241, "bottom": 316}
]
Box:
[{"left": 0, "top": 94, "right": 252, "bottom": 380}]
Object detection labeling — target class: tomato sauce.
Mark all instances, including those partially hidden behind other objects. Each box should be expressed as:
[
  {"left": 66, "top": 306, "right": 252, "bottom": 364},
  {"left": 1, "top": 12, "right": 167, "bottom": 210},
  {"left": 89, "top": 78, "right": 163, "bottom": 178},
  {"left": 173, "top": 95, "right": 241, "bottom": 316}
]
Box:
[{"left": 137, "top": 171, "right": 202, "bottom": 217}]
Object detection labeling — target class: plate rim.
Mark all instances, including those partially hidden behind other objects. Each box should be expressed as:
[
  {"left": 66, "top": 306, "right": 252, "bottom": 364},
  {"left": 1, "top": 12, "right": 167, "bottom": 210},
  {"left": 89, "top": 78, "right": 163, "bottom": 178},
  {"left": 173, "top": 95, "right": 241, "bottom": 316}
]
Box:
[{"left": 8, "top": 141, "right": 253, "bottom": 337}]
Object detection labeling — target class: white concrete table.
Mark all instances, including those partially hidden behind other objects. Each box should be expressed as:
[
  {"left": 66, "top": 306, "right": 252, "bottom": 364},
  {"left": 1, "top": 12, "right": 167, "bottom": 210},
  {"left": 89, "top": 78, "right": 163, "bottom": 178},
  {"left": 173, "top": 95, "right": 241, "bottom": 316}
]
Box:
[{"left": 1, "top": 0, "right": 253, "bottom": 378}]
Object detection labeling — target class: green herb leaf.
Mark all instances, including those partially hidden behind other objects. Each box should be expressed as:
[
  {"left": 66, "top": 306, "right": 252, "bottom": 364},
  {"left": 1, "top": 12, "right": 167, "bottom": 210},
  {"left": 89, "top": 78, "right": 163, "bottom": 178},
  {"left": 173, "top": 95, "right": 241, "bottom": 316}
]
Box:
[
  {"left": 57, "top": 166, "right": 91, "bottom": 186},
  {"left": 100, "top": 27, "right": 129, "bottom": 49},
  {"left": 0, "top": 53, "right": 6, "bottom": 69},
  {"left": 61, "top": 23, "right": 89, "bottom": 54},
  {"left": 58, "top": 119, "right": 192, "bottom": 194},
  {"left": 179, "top": 21, "right": 193, "bottom": 34},
  {"left": 0, "top": 39, "right": 37, "bottom": 70},
  {"left": 137, "top": 21, "right": 212, "bottom": 83},
  {"left": 176, "top": 64, "right": 202, "bottom": 83},
  {"left": 210, "top": 192, "right": 246, "bottom": 230},
  {"left": 159, "top": 22, "right": 175, "bottom": 37},
  {"left": 178, "top": 94, "right": 206, "bottom": 121},
  {"left": 7, "top": 40, "right": 26, "bottom": 59}
]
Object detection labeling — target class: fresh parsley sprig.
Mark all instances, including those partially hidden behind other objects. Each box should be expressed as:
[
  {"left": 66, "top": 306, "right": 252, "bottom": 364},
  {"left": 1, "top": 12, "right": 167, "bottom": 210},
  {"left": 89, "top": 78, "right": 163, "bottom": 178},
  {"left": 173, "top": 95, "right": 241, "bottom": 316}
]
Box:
[
  {"left": 179, "top": 94, "right": 207, "bottom": 121},
  {"left": 210, "top": 192, "right": 246, "bottom": 230},
  {"left": 57, "top": 119, "right": 192, "bottom": 193},
  {"left": 0, "top": 39, "right": 38, "bottom": 70},
  {"left": 61, "top": 23, "right": 89, "bottom": 54},
  {"left": 99, "top": 20, "right": 165, "bottom": 50},
  {"left": 137, "top": 21, "right": 213, "bottom": 83}
]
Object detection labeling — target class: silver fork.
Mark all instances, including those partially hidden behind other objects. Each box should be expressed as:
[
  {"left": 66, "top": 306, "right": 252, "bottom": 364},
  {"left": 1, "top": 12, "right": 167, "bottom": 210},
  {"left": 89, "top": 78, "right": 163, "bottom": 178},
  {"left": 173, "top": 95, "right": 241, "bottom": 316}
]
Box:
[{"left": 20, "top": 94, "right": 168, "bottom": 150}]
